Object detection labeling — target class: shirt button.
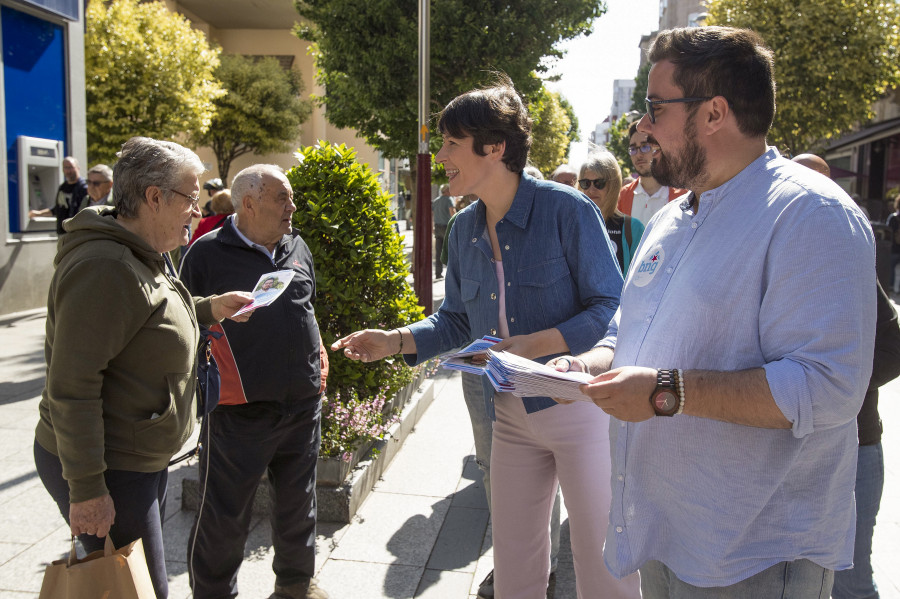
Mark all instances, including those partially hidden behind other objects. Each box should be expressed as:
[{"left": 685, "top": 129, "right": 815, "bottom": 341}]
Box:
[
  {"left": 645, "top": 316, "right": 652, "bottom": 323},
  {"left": 472, "top": 238, "right": 478, "bottom": 243},
  {"left": 507, "top": 281, "right": 511, "bottom": 287},
  {"left": 504, "top": 244, "right": 510, "bottom": 250},
  {"left": 616, "top": 526, "right": 624, "bottom": 533},
  {"left": 490, "top": 328, "right": 497, "bottom": 335},
  {"left": 510, "top": 317, "right": 515, "bottom": 323},
  {"left": 691, "top": 222, "right": 698, "bottom": 229},
  {"left": 617, "top": 474, "right": 624, "bottom": 481},
  {"left": 491, "top": 293, "right": 497, "bottom": 300},
  {"left": 666, "top": 267, "right": 673, "bottom": 274},
  {"left": 620, "top": 421, "right": 626, "bottom": 427}
]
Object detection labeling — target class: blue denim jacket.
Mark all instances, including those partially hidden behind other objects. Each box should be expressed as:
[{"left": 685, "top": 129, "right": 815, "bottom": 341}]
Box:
[{"left": 405, "top": 174, "right": 623, "bottom": 419}]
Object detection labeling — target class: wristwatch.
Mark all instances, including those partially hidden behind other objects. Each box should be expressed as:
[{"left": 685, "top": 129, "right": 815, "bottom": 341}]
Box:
[{"left": 650, "top": 369, "right": 680, "bottom": 417}]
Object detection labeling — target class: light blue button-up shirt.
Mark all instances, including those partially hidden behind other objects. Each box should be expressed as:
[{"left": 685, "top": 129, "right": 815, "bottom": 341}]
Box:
[
  {"left": 405, "top": 174, "right": 623, "bottom": 419},
  {"left": 598, "top": 148, "right": 876, "bottom": 586}
]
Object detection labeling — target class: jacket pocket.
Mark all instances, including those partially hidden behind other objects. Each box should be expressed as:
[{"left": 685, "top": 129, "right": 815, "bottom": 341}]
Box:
[
  {"left": 461, "top": 278, "right": 481, "bottom": 302},
  {"left": 132, "top": 372, "right": 192, "bottom": 456},
  {"left": 517, "top": 257, "right": 576, "bottom": 327}
]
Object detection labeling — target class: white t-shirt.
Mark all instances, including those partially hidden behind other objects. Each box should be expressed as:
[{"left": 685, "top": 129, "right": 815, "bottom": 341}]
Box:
[{"left": 630, "top": 179, "right": 670, "bottom": 225}]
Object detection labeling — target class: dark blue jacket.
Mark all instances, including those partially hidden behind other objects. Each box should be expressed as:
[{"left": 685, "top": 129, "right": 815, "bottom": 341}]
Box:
[{"left": 179, "top": 217, "right": 321, "bottom": 410}]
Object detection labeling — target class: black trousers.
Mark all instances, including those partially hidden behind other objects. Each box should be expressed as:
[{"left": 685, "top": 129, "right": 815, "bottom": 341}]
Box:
[
  {"left": 434, "top": 224, "right": 448, "bottom": 277},
  {"left": 34, "top": 439, "right": 170, "bottom": 599},
  {"left": 188, "top": 401, "right": 321, "bottom": 599}
]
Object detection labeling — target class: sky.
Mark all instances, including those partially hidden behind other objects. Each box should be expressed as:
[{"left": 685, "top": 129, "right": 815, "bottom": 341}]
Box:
[{"left": 544, "top": 0, "right": 661, "bottom": 167}]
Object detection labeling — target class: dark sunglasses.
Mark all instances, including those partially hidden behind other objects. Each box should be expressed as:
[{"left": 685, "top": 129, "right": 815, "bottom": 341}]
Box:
[
  {"left": 578, "top": 178, "right": 607, "bottom": 191},
  {"left": 628, "top": 143, "right": 656, "bottom": 156},
  {"left": 86, "top": 179, "right": 109, "bottom": 186},
  {"left": 644, "top": 96, "right": 712, "bottom": 124}
]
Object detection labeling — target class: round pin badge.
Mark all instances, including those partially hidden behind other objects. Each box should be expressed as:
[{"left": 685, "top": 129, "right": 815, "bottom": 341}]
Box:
[{"left": 631, "top": 245, "right": 665, "bottom": 288}]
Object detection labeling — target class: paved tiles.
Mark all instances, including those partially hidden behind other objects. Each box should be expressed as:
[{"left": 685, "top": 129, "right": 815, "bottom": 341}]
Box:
[{"left": 0, "top": 296, "right": 898, "bottom": 598}]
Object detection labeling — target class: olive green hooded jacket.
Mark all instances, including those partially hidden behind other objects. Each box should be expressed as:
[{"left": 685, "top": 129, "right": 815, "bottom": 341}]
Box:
[{"left": 35, "top": 207, "right": 216, "bottom": 503}]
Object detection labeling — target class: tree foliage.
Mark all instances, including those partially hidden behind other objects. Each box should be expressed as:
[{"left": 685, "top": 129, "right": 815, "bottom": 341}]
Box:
[
  {"left": 528, "top": 87, "right": 578, "bottom": 176},
  {"left": 606, "top": 113, "right": 634, "bottom": 175},
  {"left": 706, "top": 0, "right": 900, "bottom": 154},
  {"left": 85, "top": 0, "right": 224, "bottom": 164},
  {"left": 191, "top": 55, "right": 313, "bottom": 181},
  {"left": 630, "top": 61, "right": 651, "bottom": 112},
  {"left": 285, "top": 142, "right": 424, "bottom": 403},
  {"left": 294, "top": 0, "right": 606, "bottom": 161}
]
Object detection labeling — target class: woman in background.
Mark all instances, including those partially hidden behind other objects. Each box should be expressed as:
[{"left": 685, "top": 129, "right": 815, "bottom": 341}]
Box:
[{"left": 579, "top": 151, "right": 645, "bottom": 275}]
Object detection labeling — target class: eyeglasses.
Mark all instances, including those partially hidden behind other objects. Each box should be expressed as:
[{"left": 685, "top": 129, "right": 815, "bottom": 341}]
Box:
[
  {"left": 578, "top": 178, "right": 607, "bottom": 191},
  {"left": 167, "top": 188, "right": 201, "bottom": 210},
  {"left": 86, "top": 179, "right": 109, "bottom": 186},
  {"left": 628, "top": 143, "right": 657, "bottom": 156},
  {"left": 644, "top": 96, "right": 712, "bottom": 123}
]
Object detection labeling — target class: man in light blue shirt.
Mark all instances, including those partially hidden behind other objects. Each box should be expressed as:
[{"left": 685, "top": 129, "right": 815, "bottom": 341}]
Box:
[{"left": 555, "top": 26, "right": 876, "bottom": 597}]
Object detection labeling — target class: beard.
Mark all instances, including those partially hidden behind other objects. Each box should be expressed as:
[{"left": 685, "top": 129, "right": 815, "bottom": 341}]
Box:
[{"left": 649, "top": 119, "right": 708, "bottom": 190}]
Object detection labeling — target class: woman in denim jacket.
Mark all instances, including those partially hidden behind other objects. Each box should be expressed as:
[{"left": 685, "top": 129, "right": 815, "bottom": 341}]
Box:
[{"left": 333, "top": 78, "right": 638, "bottom": 599}]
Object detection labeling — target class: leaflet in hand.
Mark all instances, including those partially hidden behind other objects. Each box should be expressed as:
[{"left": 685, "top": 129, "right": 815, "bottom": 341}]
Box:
[
  {"left": 233, "top": 270, "right": 294, "bottom": 316},
  {"left": 440, "top": 336, "right": 502, "bottom": 375},
  {"left": 484, "top": 350, "right": 594, "bottom": 402}
]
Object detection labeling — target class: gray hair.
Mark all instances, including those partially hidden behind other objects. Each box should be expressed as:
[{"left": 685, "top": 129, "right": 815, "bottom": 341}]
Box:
[
  {"left": 113, "top": 137, "right": 204, "bottom": 218},
  {"left": 551, "top": 164, "right": 577, "bottom": 180},
  {"left": 580, "top": 151, "right": 624, "bottom": 214},
  {"left": 230, "top": 164, "right": 286, "bottom": 212},
  {"left": 87, "top": 164, "right": 113, "bottom": 182},
  {"left": 524, "top": 165, "right": 544, "bottom": 180},
  {"left": 440, "top": 184, "right": 450, "bottom": 195},
  {"left": 63, "top": 156, "right": 79, "bottom": 168}
]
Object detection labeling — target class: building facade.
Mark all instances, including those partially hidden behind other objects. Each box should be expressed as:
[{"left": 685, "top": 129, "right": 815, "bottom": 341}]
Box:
[{"left": 0, "top": 0, "right": 86, "bottom": 315}]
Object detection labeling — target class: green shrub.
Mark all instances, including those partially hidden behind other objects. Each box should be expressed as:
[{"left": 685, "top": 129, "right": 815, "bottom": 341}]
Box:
[{"left": 286, "top": 142, "right": 425, "bottom": 448}]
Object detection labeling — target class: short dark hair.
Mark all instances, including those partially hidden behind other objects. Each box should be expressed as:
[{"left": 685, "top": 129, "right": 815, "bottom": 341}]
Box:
[
  {"left": 628, "top": 121, "right": 640, "bottom": 139},
  {"left": 437, "top": 74, "right": 532, "bottom": 174},
  {"left": 649, "top": 26, "right": 775, "bottom": 138}
]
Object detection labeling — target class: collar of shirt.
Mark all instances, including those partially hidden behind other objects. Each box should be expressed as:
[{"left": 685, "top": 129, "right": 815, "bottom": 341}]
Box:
[
  {"left": 634, "top": 178, "right": 669, "bottom": 201},
  {"left": 230, "top": 214, "right": 278, "bottom": 261}
]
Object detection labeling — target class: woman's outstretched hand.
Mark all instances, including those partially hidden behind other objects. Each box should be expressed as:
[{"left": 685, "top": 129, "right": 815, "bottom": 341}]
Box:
[{"left": 331, "top": 329, "right": 395, "bottom": 362}]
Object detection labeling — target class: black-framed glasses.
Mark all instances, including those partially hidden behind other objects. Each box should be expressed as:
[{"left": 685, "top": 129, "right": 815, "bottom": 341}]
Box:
[
  {"left": 644, "top": 96, "right": 712, "bottom": 123},
  {"left": 86, "top": 179, "right": 109, "bottom": 186},
  {"left": 578, "top": 178, "right": 607, "bottom": 191},
  {"left": 628, "top": 143, "right": 656, "bottom": 156},
  {"left": 167, "top": 188, "right": 201, "bottom": 209}
]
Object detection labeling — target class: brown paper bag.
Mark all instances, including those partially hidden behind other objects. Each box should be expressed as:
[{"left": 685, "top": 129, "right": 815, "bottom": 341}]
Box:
[{"left": 39, "top": 536, "right": 155, "bottom": 599}]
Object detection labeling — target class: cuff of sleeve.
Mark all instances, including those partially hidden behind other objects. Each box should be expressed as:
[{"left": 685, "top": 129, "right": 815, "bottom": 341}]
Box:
[
  {"left": 556, "top": 313, "right": 603, "bottom": 356},
  {"left": 194, "top": 296, "right": 217, "bottom": 326},
  {"left": 69, "top": 474, "right": 109, "bottom": 504},
  {"left": 403, "top": 320, "right": 440, "bottom": 366},
  {"left": 763, "top": 359, "right": 813, "bottom": 438}
]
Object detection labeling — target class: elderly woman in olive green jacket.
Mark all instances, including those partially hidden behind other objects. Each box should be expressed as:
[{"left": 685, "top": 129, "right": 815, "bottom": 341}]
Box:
[{"left": 33, "top": 137, "right": 253, "bottom": 599}]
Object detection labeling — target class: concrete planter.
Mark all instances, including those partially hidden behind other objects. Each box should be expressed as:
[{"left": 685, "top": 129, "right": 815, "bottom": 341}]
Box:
[{"left": 182, "top": 368, "right": 434, "bottom": 523}]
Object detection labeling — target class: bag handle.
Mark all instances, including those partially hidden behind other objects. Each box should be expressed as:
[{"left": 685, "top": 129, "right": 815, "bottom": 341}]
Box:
[{"left": 67, "top": 535, "right": 116, "bottom": 565}]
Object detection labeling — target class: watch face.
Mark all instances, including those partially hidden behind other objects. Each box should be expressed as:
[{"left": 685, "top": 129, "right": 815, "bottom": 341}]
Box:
[{"left": 652, "top": 389, "right": 679, "bottom": 416}]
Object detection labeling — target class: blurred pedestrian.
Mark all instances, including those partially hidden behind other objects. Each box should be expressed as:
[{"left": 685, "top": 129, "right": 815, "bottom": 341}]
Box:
[
  {"left": 432, "top": 184, "right": 455, "bottom": 279},
  {"left": 28, "top": 156, "right": 88, "bottom": 234},
  {"left": 82, "top": 164, "right": 114, "bottom": 209},
  {"left": 579, "top": 151, "right": 645, "bottom": 274},
  {"left": 550, "top": 164, "right": 578, "bottom": 187},
  {"left": 618, "top": 121, "right": 686, "bottom": 224},
  {"left": 189, "top": 188, "right": 233, "bottom": 245}
]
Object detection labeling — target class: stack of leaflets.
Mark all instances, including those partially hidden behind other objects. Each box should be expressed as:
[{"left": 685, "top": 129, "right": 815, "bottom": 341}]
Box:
[
  {"left": 441, "top": 336, "right": 502, "bottom": 375},
  {"left": 440, "top": 336, "right": 595, "bottom": 402},
  {"left": 484, "top": 350, "right": 594, "bottom": 402}
]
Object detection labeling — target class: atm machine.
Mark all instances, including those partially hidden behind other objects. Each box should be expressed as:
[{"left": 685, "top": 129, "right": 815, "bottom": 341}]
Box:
[{"left": 17, "top": 135, "right": 64, "bottom": 233}]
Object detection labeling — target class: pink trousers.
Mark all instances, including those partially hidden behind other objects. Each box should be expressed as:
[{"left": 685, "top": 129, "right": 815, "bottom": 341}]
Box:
[{"left": 491, "top": 393, "right": 641, "bottom": 599}]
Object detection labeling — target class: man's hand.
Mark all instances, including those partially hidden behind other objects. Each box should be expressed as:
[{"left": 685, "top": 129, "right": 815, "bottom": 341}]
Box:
[
  {"left": 331, "top": 329, "right": 394, "bottom": 363},
  {"left": 70, "top": 494, "right": 116, "bottom": 538},
  {"left": 547, "top": 355, "right": 587, "bottom": 404},
  {"left": 211, "top": 292, "right": 254, "bottom": 322},
  {"left": 579, "top": 366, "right": 657, "bottom": 421}
]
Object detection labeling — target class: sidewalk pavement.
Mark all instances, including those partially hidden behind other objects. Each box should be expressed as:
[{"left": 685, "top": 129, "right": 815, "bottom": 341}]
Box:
[{"left": 1, "top": 297, "right": 899, "bottom": 597}]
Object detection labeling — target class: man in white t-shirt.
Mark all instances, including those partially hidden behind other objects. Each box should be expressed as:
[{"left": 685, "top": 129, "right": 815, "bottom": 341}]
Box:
[{"left": 618, "top": 121, "right": 686, "bottom": 224}]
